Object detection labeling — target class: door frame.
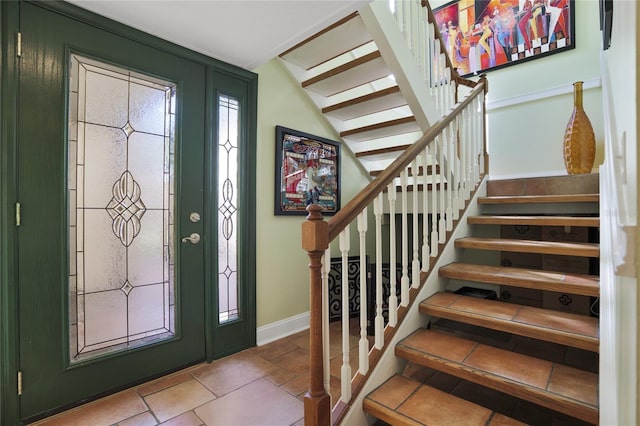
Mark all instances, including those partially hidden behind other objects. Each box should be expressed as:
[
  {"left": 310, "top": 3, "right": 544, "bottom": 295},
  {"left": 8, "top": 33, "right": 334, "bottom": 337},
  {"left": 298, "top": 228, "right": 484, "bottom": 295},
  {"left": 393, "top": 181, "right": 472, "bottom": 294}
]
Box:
[{"left": 0, "top": 2, "right": 257, "bottom": 424}]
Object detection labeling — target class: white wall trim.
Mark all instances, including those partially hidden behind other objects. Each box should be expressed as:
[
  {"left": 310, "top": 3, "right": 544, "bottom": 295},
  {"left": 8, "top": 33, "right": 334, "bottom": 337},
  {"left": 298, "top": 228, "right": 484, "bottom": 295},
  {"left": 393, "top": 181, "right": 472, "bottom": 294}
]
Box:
[
  {"left": 256, "top": 311, "right": 310, "bottom": 346},
  {"left": 488, "top": 169, "right": 569, "bottom": 181},
  {"left": 486, "top": 78, "right": 601, "bottom": 111}
]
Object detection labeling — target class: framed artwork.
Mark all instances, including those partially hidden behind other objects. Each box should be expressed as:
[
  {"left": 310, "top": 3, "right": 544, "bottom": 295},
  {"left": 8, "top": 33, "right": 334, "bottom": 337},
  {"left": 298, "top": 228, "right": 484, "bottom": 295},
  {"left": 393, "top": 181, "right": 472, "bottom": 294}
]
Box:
[
  {"left": 433, "top": 0, "right": 576, "bottom": 77},
  {"left": 274, "top": 126, "right": 340, "bottom": 216}
]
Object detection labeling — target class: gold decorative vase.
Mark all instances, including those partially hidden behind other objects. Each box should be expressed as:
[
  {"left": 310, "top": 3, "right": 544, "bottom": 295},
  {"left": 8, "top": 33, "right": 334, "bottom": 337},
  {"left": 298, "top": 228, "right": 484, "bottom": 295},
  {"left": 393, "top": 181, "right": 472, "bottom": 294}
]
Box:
[{"left": 563, "top": 81, "right": 595, "bottom": 174}]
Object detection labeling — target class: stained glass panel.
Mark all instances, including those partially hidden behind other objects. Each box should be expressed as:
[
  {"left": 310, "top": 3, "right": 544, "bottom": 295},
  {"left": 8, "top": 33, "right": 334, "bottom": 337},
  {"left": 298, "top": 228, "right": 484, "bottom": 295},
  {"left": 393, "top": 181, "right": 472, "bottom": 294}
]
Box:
[
  {"left": 218, "top": 95, "right": 240, "bottom": 323},
  {"left": 68, "top": 54, "right": 176, "bottom": 362}
]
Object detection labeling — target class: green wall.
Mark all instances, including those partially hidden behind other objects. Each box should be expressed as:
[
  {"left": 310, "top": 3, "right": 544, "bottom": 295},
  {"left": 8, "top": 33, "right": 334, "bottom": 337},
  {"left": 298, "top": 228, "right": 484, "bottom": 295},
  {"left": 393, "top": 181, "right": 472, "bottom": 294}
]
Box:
[
  {"left": 432, "top": 0, "right": 604, "bottom": 179},
  {"left": 253, "top": 59, "right": 370, "bottom": 328}
]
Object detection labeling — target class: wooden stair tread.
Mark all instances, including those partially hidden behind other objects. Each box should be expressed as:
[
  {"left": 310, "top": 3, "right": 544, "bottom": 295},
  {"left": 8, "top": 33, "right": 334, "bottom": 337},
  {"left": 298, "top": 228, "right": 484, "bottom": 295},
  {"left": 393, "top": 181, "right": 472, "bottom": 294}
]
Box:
[
  {"left": 279, "top": 13, "right": 372, "bottom": 70},
  {"left": 355, "top": 143, "right": 411, "bottom": 158},
  {"left": 301, "top": 51, "right": 390, "bottom": 96},
  {"left": 455, "top": 237, "right": 600, "bottom": 257},
  {"left": 340, "top": 116, "right": 419, "bottom": 141},
  {"left": 478, "top": 194, "right": 599, "bottom": 204},
  {"left": 420, "top": 292, "right": 599, "bottom": 352},
  {"left": 322, "top": 86, "right": 406, "bottom": 120},
  {"left": 371, "top": 164, "right": 440, "bottom": 177},
  {"left": 396, "top": 329, "right": 599, "bottom": 425},
  {"left": 468, "top": 215, "right": 599, "bottom": 227},
  {"left": 364, "top": 374, "right": 526, "bottom": 426},
  {"left": 439, "top": 263, "right": 599, "bottom": 297}
]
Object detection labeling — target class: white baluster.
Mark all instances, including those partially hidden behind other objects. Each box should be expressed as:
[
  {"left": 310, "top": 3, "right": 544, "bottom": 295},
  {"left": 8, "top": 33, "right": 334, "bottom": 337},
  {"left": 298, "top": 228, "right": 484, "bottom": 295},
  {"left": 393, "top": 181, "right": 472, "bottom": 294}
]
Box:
[
  {"left": 479, "top": 92, "right": 486, "bottom": 175},
  {"left": 465, "top": 102, "right": 473, "bottom": 200},
  {"left": 445, "top": 123, "right": 454, "bottom": 231},
  {"left": 357, "top": 209, "right": 369, "bottom": 375},
  {"left": 438, "top": 135, "right": 446, "bottom": 243},
  {"left": 472, "top": 96, "right": 479, "bottom": 183},
  {"left": 428, "top": 23, "right": 435, "bottom": 95},
  {"left": 322, "top": 249, "right": 331, "bottom": 400},
  {"left": 421, "top": 149, "right": 431, "bottom": 272},
  {"left": 387, "top": 181, "right": 398, "bottom": 326},
  {"left": 411, "top": 157, "right": 420, "bottom": 290},
  {"left": 400, "top": 168, "right": 409, "bottom": 307},
  {"left": 430, "top": 143, "right": 439, "bottom": 257},
  {"left": 339, "top": 227, "right": 351, "bottom": 403},
  {"left": 452, "top": 116, "right": 461, "bottom": 217},
  {"left": 373, "top": 193, "right": 384, "bottom": 349}
]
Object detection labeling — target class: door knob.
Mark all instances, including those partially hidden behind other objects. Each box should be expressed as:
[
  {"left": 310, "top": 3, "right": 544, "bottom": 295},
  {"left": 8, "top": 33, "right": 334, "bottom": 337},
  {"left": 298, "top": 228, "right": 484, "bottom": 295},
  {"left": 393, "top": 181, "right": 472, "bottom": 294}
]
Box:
[{"left": 181, "top": 233, "right": 201, "bottom": 244}]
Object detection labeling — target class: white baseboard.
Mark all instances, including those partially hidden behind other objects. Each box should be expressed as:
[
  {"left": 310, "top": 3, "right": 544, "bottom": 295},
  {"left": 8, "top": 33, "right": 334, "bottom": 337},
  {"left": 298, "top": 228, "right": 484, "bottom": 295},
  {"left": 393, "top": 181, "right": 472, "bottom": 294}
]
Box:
[{"left": 256, "top": 311, "right": 310, "bottom": 346}]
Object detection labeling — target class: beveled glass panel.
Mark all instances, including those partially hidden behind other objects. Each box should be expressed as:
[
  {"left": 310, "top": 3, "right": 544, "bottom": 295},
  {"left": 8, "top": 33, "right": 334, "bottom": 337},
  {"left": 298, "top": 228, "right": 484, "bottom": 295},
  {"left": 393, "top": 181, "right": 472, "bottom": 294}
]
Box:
[
  {"left": 68, "top": 53, "right": 176, "bottom": 363},
  {"left": 217, "top": 95, "right": 240, "bottom": 323}
]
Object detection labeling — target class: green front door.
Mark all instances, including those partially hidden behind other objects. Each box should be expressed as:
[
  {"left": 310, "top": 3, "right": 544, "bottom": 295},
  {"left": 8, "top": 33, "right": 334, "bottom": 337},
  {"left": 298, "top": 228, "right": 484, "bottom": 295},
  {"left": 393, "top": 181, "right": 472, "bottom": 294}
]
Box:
[{"left": 17, "top": 2, "right": 207, "bottom": 420}]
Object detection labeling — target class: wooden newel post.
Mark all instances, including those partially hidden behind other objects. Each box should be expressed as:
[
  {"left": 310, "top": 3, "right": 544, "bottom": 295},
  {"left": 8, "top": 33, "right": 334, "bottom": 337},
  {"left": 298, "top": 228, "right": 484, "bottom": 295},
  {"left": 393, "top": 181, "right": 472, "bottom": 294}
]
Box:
[{"left": 301, "top": 204, "right": 331, "bottom": 426}]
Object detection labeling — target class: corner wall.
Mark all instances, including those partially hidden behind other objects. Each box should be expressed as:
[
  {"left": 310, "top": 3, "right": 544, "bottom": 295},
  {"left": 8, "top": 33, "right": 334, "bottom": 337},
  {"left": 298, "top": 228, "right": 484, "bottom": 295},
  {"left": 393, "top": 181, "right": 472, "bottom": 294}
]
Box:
[{"left": 252, "top": 59, "right": 370, "bottom": 337}]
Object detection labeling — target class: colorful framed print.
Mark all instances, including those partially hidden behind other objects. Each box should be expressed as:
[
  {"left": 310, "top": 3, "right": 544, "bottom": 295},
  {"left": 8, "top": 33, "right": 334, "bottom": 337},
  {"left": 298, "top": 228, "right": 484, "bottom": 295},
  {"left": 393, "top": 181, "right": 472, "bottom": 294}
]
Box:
[
  {"left": 274, "top": 126, "right": 340, "bottom": 216},
  {"left": 433, "top": 0, "right": 575, "bottom": 77}
]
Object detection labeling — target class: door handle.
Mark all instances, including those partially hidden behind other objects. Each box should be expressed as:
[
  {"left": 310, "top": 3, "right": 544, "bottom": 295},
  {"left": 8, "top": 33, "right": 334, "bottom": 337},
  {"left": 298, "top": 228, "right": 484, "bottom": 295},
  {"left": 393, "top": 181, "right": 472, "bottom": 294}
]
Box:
[{"left": 181, "top": 233, "right": 201, "bottom": 244}]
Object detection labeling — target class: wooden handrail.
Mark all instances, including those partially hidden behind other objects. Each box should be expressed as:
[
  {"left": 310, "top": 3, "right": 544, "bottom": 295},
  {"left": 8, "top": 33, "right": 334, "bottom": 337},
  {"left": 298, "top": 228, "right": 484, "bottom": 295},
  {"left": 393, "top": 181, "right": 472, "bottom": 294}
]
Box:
[{"left": 327, "top": 79, "right": 486, "bottom": 241}]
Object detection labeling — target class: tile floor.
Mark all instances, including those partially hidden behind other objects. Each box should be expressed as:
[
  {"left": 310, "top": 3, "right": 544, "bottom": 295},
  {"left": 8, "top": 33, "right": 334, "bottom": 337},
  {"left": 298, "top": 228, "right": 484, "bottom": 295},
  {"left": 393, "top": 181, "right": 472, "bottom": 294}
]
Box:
[{"left": 30, "top": 321, "right": 362, "bottom": 426}]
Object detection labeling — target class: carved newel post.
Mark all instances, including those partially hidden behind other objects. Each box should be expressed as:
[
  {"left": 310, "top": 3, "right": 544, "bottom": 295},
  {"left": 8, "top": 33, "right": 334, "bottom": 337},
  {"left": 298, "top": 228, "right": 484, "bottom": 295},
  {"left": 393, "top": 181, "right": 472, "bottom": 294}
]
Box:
[{"left": 301, "top": 204, "right": 331, "bottom": 426}]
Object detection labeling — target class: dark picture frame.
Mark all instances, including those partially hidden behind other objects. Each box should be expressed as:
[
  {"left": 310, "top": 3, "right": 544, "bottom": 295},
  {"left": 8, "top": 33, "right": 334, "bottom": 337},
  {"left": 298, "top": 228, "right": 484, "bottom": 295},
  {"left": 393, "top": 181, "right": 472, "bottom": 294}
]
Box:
[
  {"left": 433, "top": 0, "right": 576, "bottom": 77},
  {"left": 274, "top": 126, "right": 341, "bottom": 216}
]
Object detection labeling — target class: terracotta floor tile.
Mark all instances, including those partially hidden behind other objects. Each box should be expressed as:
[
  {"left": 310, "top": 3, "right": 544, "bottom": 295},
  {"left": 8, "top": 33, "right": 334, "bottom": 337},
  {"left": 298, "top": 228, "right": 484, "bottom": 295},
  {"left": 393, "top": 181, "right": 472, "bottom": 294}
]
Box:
[
  {"left": 280, "top": 372, "right": 310, "bottom": 397},
  {"left": 489, "top": 413, "right": 528, "bottom": 426},
  {"left": 514, "top": 307, "right": 598, "bottom": 337},
  {"left": 398, "top": 384, "right": 492, "bottom": 425},
  {"left": 144, "top": 380, "right": 215, "bottom": 423},
  {"left": 192, "top": 352, "right": 278, "bottom": 396},
  {"left": 159, "top": 411, "right": 204, "bottom": 426},
  {"left": 254, "top": 340, "right": 299, "bottom": 361},
  {"left": 450, "top": 296, "right": 519, "bottom": 320},
  {"left": 271, "top": 347, "right": 310, "bottom": 376},
  {"left": 487, "top": 179, "right": 525, "bottom": 196},
  {"left": 138, "top": 372, "right": 194, "bottom": 397},
  {"left": 423, "top": 292, "right": 459, "bottom": 307},
  {"left": 402, "top": 363, "right": 436, "bottom": 383},
  {"left": 548, "top": 364, "right": 598, "bottom": 406},
  {"left": 366, "top": 375, "right": 420, "bottom": 410},
  {"left": 464, "top": 344, "right": 553, "bottom": 389},
  {"left": 194, "top": 379, "right": 303, "bottom": 426},
  {"left": 31, "top": 389, "right": 147, "bottom": 426},
  {"left": 265, "top": 367, "right": 297, "bottom": 386},
  {"left": 117, "top": 411, "right": 157, "bottom": 426},
  {"left": 400, "top": 330, "right": 478, "bottom": 363},
  {"left": 523, "top": 178, "right": 547, "bottom": 196}
]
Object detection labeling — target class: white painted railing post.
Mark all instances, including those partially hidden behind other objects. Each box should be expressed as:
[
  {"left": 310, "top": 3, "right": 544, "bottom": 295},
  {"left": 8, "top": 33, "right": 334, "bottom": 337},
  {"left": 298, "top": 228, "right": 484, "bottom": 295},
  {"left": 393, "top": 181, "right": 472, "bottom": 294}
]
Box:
[
  {"left": 387, "top": 181, "right": 398, "bottom": 327},
  {"left": 357, "top": 209, "right": 369, "bottom": 375},
  {"left": 373, "top": 193, "right": 384, "bottom": 350},
  {"left": 339, "top": 227, "right": 351, "bottom": 403}
]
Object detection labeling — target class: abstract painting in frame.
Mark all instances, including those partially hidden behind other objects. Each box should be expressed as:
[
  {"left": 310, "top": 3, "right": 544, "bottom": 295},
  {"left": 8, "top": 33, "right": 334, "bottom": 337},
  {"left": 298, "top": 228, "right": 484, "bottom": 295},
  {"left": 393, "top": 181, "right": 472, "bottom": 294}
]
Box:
[
  {"left": 433, "top": 0, "right": 575, "bottom": 77},
  {"left": 274, "top": 126, "right": 340, "bottom": 216}
]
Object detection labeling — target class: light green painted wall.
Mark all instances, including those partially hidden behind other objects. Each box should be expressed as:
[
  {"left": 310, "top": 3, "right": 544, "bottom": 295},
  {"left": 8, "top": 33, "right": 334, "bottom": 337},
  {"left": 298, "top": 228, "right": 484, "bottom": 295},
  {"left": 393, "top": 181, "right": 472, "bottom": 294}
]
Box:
[
  {"left": 253, "top": 59, "right": 370, "bottom": 327},
  {"left": 433, "top": 0, "right": 604, "bottom": 179}
]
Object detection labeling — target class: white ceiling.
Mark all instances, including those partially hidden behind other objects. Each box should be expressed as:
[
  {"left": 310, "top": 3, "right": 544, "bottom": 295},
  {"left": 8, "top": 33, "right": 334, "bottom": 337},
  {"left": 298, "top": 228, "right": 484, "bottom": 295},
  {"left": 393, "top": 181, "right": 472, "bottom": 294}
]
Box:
[{"left": 66, "top": 0, "right": 371, "bottom": 70}]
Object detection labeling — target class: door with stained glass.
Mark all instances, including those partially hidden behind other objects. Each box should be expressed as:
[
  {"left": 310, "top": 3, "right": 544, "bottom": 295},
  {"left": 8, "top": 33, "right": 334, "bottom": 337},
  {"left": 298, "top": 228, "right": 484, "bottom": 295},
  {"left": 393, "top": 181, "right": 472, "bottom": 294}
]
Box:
[{"left": 17, "top": 2, "right": 206, "bottom": 420}]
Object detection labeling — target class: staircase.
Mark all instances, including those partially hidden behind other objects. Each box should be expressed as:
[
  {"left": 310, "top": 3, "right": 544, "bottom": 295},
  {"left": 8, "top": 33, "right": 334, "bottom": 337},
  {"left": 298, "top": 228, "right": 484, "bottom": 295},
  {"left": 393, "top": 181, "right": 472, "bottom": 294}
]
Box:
[
  {"left": 278, "top": 5, "right": 452, "bottom": 177},
  {"left": 364, "top": 175, "right": 600, "bottom": 425}
]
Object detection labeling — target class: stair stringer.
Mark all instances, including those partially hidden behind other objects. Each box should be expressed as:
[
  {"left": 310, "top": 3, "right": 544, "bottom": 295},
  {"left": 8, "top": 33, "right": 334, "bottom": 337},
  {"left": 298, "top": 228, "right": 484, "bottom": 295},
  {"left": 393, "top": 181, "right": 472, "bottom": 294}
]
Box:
[
  {"left": 358, "top": 1, "right": 440, "bottom": 131},
  {"left": 340, "top": 177, "right": 488, "bottom": 425}
]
